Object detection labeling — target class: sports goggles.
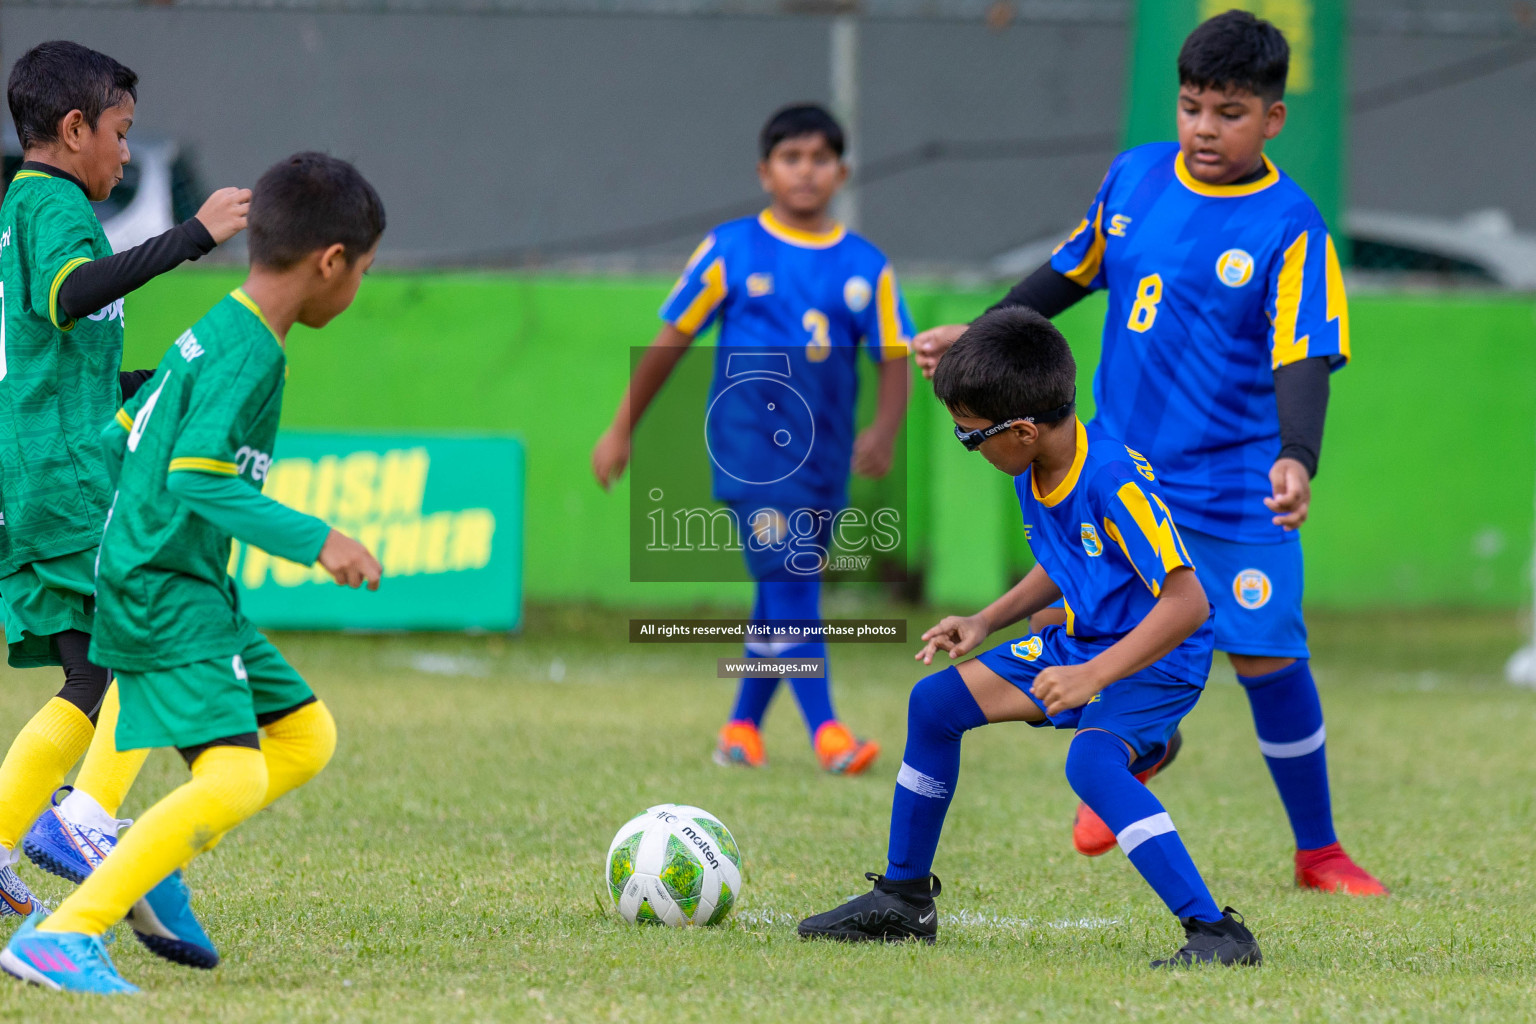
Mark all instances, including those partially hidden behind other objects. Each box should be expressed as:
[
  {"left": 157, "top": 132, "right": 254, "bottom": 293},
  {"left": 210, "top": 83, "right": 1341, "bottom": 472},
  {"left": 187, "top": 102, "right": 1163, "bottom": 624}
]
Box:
[{"left": 953, "top": 396, "right": 1075, "bottom": 451}]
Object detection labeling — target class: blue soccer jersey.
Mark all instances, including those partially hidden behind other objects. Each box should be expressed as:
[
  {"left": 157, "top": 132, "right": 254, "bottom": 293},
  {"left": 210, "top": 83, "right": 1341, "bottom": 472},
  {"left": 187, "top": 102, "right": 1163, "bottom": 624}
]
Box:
[
  {"left": 1052, "top": 142, "right": 1350, "bottom": 545},
  {"left": 1016, "top": 419, "right": 1213, "bottom": 682},
  {"left": 660, "top": 209, "right": 914, "bottom": 510}
]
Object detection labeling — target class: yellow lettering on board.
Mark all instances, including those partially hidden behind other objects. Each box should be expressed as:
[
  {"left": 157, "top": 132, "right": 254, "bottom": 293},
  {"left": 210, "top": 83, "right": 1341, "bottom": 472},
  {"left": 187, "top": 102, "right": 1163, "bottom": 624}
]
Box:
[
  {"left": 337, "top": 451, "right": 380, "bottom": 521},
  {"left": 449, "top": 509, "right": 496, "bottom": 570},
  {"left": 378, "top": 449, "right": 429, "bottom": 517}
]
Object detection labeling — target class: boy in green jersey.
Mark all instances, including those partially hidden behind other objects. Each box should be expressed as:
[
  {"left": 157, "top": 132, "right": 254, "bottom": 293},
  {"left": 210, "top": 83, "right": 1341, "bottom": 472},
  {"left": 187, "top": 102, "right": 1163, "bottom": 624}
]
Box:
[
  {"left": 0, "top": 41, "right": 249, "bottom": 910},
  {"left": 0, "top": 152, "right": 385, "bottom": 995}
]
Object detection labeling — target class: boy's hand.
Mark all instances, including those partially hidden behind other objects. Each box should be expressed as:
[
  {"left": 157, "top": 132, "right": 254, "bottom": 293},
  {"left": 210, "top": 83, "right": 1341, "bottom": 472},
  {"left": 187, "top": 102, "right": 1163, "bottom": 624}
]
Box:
[
  {"left": 1030, "top": 663, "right": 1107, "bottom": 716},
  {"left": 592, "top": 426, "right": 631, "bottom": 490},
  {"left": 916, "top": 613, "right": 989, "bottom": 665},
  {"left": 1264, "top": 457, "right": 1312, "bottom": 530},
  {"left": 913, "top": 323, "right": 967, "bottom": 379},
  {"left": 319, "top": 529, "right": 382, "bottom": 590},
  {"left": 851, "top": 426, "right": 895, "bottom": 478},
  {"left": 195, "top": 187, "right": 252, "bottom": 245}
]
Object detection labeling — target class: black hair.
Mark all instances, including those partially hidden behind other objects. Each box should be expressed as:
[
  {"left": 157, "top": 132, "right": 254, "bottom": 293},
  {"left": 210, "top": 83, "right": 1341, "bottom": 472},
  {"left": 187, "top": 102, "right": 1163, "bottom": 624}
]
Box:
[
  {"left": 1178, "top": 9, "right": 1289, "bottom": 104},
  {"left": 933, "top": 307, "right": 1076, "bottom": 424},
  {"left": 759, "top": 104, "right": 845, "bottom": 160},
  {"left": 248, "top": 152, "right": 386, "bottom": 269},
  {"left": 7, "top": 41, "right": 138, "bottom": 150}
]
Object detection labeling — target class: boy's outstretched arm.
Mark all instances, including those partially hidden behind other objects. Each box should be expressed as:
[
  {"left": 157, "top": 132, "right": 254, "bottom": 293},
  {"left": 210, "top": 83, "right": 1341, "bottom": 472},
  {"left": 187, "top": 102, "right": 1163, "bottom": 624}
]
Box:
[
  {"left": 916, "top": 563, "right": 1063, "bottom": 665},
  {"left": 164, "top": 470, "right": 380, "bottom": 590},
  {"left": 592, "top": 323, "right": 695, "bottom": 489},
  {"left": 54, "top": 187, "right": 250, "bottom": 322},
  {"left": 851, "top": 356, "right": 910, "bottom": 478},
  {"left": 1031, "top": 566, "right": 1207, "bottom": 715}
]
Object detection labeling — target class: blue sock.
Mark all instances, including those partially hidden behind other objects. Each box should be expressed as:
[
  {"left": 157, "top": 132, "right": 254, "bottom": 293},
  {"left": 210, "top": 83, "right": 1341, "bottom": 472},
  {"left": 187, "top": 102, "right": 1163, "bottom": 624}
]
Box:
[
  {"left": 1238, "top": 658, "right": 1337, "bottom": 851},
  {"left": 885, "top": 667, "right": 988, "bottom": 881},
  {"left": 732, "top": 585, "right": 779, "bottom": 726},
  {"left": 1065, "top": 730, "right": 1222, "bottom": 922},
  {"left": 753, "top": 578, "right": 834, "bottom": 741},
  {"left": 730, "top": 677, "right": 779, "bottom": 727},
  {"left": 787, "top": 642, "right": 835, "bottom": 738}
]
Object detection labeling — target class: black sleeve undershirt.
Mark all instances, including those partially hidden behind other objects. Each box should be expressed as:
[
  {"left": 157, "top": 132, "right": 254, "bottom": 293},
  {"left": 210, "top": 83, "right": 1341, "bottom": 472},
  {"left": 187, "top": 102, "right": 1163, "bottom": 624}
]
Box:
[
  {"left": 118, "top": 369, "right": 156, "bottom": 401},
  {"left": 987, "top": 261, "right": 1090, "bottom": 320},
  {"left": 1273, "top": 356, "right": 1331, "bottom": 479},
  {"left": 56, "top": 218, "right": 216, "bottom": 322}
]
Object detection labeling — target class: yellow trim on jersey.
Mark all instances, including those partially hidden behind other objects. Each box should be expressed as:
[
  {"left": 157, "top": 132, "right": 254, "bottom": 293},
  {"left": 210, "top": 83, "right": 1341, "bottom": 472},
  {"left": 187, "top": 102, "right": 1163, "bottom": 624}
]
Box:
[
  {"left": 48, "top": 257, "right": 92, "bottom": 330},
  {"left": 671, "top": 257, "right": 726, "bottom": 336},
  {"left": 1063, "top": 600, "right": 1076, "bottom": 637},
  {"left": 230, "top": 288, "right": 282, "bottom": 346},
  {"left": 1150, "top": 491, "right": 1194, "bottom": 567},
  {"left": 757, "top": 209, "right": 846, "bottom": 250},
  {"left": 1324, "top": 233, "right": 1351, "bottom": 363},
  {"left": 1032, "top": 419, "right": 1088, "bottom": 508},
  {"left": 1173, "top": 152, "right": 1280, "bottom": 198},
  {"left": 1104, "top": 481, "right": 1196, "bottom": 599},
  {"left": 1061, "top": 204, "right": 1107, "bottom": 287},
  {"left": 168, "top": 457, "right": 239, "bottom": 476},
  {"left": 874, "top": 265, "right": 909, "bottom": 360},
  {"left": 1270, "top": 231, "right": 1310, "bottom": 367},
  {"left": 114, "top": 408, "right": 133, "bottom": 431},
  {"left": 12, "top": 171, "right": 51, "bottom": 182},
  {"left": 1100, "top": 516, "right": 1156, "bottom": 595}
]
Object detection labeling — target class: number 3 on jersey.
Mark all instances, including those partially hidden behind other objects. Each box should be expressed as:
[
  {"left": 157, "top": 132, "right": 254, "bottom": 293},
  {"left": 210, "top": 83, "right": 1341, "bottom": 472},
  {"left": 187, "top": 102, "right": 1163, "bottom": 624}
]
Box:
[
  {"left": 802, "top": 308, "right": 831, "bottom": 363},
  {"left": 1127, "top": 273, "right": 1162, "bottom": 333}
]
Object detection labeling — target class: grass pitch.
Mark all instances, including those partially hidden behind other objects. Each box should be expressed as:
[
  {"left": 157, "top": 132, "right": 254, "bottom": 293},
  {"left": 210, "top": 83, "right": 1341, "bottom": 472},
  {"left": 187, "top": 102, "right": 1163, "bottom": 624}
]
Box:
[{"left": 0, "top": 603, "right": 1532, "bottom": 1022}]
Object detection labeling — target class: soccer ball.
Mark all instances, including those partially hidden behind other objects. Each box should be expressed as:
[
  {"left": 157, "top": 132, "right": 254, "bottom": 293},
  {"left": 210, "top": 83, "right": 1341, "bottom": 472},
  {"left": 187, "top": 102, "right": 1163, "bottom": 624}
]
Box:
[{"left": 605, "top": 804, "right": 743, "bottom": 926}]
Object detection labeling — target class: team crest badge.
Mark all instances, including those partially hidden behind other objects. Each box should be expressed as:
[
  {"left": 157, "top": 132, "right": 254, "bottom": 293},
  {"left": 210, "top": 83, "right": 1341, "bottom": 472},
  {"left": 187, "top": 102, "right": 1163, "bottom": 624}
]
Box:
[
  {"left": 1233, "top": 568, "right": 1273, "bottom": 610},
  {"left": 747, "top": 273, "right": 774, "bottom": 297},
  {"left": 1080, "top": 523, "right": 1103, "bottom": 557},
  {"left": 1011, "top": 636, "right": 1044, "bottom": 661},
  {"left": 844, "top": 276, "right": 872, "bottom": 313},
  {"left": 1216, "top": 249, "right": 1255, "bottom": 288}
]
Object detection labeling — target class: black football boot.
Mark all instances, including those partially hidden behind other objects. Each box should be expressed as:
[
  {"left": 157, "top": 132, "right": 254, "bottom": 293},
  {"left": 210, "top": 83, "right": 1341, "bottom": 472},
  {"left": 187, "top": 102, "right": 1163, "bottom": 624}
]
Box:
[
  {"left": 797, "top": 873, "right": 941, "bottom": 944},
  {"left": 1150, "top": 907, "right": 1262, "bottom": 968}
]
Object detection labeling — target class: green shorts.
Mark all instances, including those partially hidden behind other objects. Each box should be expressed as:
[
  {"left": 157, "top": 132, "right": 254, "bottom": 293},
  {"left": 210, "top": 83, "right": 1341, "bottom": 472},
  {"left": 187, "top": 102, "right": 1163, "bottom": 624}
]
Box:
[
  {"left": 115, "top": 633, "right": 315, "bottom": 751},
  {"left": 0, "top": 550, "right": 97, "bottom": 668}
]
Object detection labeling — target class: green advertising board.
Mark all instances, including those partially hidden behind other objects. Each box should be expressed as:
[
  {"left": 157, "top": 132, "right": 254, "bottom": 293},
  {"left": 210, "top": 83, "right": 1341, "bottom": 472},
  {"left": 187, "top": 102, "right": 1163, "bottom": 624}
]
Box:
[{"left": 232, "top": 433, "right": 525, "bottom": 631}]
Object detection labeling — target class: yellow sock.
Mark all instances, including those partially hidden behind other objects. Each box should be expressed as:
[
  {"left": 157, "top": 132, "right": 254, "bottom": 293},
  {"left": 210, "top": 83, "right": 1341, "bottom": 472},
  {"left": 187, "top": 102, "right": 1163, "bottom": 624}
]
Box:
[
  {"left": 257, "top": 700, "right": 336, "bottom": 811},
  {"left": 40, "top": 746, "right": 268, "bottom": 936},
  {"left": 72, "top": 682, "right": 149, "bottom": 817},
  {"left": 196, "top": 700, "right": 337, "bottom": 855},
  {"left": 0, "top": 698, "right": 94, "bottom": 849}
]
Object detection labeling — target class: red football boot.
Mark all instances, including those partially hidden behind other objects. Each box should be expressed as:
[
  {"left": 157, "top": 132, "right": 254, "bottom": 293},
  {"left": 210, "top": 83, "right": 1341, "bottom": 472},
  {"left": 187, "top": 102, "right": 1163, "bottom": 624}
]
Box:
[
  {"left": 1295, "top": 842, "right": 1389, "bottom": 896},
  {"left": 1072, "top": 730, "right": 1183, "bottom": 856}
]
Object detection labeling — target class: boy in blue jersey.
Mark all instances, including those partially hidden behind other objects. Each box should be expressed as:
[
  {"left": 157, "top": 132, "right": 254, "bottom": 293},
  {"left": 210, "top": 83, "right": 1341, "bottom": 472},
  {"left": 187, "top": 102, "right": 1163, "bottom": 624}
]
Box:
[
  {"left": 593, "top": 105, "right": 912, "bottom": 775},
  {"left": 913, "top": 10, "right": 1385, "bottom": 895},
  {"left": 799, "top": 308, "right": 1259, "bottom": 967}
]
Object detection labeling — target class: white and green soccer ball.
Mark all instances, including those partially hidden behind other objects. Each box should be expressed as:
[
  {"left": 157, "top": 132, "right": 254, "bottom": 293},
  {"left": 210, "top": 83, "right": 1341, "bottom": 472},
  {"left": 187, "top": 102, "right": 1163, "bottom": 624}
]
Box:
[{"left": 606, "top": 804, "right": 743, "bottom": 926}]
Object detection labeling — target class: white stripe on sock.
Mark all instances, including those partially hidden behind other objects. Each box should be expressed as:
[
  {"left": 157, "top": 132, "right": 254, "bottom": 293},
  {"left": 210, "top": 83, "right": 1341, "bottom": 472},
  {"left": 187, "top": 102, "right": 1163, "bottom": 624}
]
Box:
[
  {"left": 1257, "top": 723, "right": 1326, "bottom": 759},
  {"left": 896, "top": 761, "right": 950, "bottom": 799},
  {"left": 1116, "top": 812, "right": 1176, "bottom": 855}
]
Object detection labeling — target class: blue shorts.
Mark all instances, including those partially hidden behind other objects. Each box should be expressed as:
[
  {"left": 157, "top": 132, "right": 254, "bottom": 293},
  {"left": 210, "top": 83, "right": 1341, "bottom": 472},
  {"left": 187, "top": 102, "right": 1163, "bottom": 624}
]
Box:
[
  {"left": 728, "top": 503, "right": 833, "bottom": 584},
  {"left": 974, "top": 625, "right": 1204, "bottom": 768},
  {"left": 1180, "top": 527, "right": 1308, "bottom": 659}
]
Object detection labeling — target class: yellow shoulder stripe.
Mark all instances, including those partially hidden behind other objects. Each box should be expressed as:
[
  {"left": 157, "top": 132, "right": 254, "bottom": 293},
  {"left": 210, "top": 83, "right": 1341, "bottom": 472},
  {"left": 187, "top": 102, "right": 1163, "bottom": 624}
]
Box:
[
  {"left": 875, "top": 264, "right": 910, "bottom": 360},
  {"left": 114, "top": 408, "right": 133, "bottom": 431},
  {"left": 1109, "top": 480, "right": 1193, "bottom": 597},
  {"left": 168, "top": 457, "right": 239, "bottom": 476},
  {"left": 671, "top": 257, "right": 727, "bottom": 336},
  {"left": 1061, "top": 203, "right": 1107, "bottom": 287},
  {"left": 48, "top": 257, "right": 92, "bottom": 331},
  {"left": 1271, "top": 230, "right": 1310, "bottom": 368},
  {"left": 1324, "top": 234, "right": 1350, "bottom": 364}
]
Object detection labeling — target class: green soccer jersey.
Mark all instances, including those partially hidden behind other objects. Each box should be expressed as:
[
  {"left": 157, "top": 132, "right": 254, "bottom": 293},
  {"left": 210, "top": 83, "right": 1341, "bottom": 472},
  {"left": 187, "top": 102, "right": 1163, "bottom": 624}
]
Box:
[
  {"left": 0, "top": 169, "right": 123, "bottom": 572},
  {"left": 92, "top": 289, "right": 292, "bottom": 673}
]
